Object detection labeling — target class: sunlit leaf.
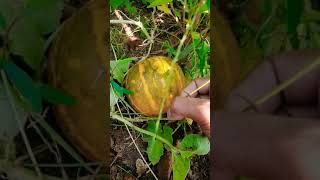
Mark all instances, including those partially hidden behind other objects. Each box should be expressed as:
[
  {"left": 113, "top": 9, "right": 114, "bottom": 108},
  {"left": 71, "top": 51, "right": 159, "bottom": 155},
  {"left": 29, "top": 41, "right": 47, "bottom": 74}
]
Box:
[
  {"left": 110, "top": 0, "right": 125, "bottom": 9},
  {"left": 147, "top": 138, "right": 164, "bottom": 165},
  {"left": 157, "top": 4, "right": 172, "bottom": 15},
  {"left": 162, "top": 125, "right": 173, "bottom": 150},
  {"left": 180, "top": 134, "right": 210, "bottom": 155},
  {"left": 110, "top": 57, "right": 136, "bottom": 83},
  {"left": 172, "top": 152, "right": 190, "bottom": 180},
  {"left": 148, "top": 0, "right": 172, "bottom": 8},
  {"left": 146, "top": 121, "right": 164, "bottom": 165},
  {"left": 199, "top": 0, "right": 210, "bottom": 14}
]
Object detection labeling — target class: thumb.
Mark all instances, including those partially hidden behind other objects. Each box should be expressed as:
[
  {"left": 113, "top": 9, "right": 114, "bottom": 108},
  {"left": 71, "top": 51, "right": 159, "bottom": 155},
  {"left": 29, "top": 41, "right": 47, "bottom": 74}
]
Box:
[
  {"left": 167, "top": 97, "right": 210, "bottom": 136},
  {"left": 168, "top": 97, "right": 202, "bottom": 118}
]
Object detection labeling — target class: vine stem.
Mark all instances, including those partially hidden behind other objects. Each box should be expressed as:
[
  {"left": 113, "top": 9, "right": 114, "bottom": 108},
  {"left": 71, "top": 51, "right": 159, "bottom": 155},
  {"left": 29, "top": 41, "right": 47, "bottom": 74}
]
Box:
[
  {"left": 154, "top": 0, "right": 207, "bottom": 137},
  {"left": 111, "top": 114, "right": 178, "bottom": 152},
  {"left": 242, "top": 55, "right": 320, "bottom": 112},
  {"left": 0, "top": 70, "right": 42, "bottom": 178}
]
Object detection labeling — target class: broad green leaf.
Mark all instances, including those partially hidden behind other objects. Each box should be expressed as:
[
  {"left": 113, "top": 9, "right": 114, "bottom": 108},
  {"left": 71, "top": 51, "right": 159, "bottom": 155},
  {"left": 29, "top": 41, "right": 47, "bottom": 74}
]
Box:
[
  {"left": 111, "top": 80, "right": 133, "bottom": 97},
  {"left": 147, "top": 138, "right": 164, "bottom": 165},
  {"left": 180, "top": 134, "right": 210, "bottom": 155},
  {"left": 199, "top": 0, "right": 210, "bottom": 14},
  {"left": 38, "top": 84, "right": 77, "bottom": 105},
  {"left": 0, "top": 12, "right": 6, "bottom": 30},
  {"left": 3, "top": 61, "right": 42, "bottom": 112},
  {"left": 157, "top": 4, "right": 172, "bottom": 15},
  {"left": 4, "top": 0, "right": 62, "bottom": 69},
  {"left": 110, "top": 0, "right": 125, "bottom": 9},
  {"left": 124, "top": 0, "right": 137, "bottom": 15},
  {"left": 148, "top": 0, "right": 172, "bottom": 8},
  {"left": 110, "top": 57, "right": 136, "bottom": 83},
  {"left": 172, "top": 152, "right": 190, "bottom": 180},
  {"left": 25, "top": 0, "right": 64, "bottom": 34},
  {"left": 9, "top": 19, "right": 45, "bottom": 69},
  {"left": 180, "top": 151, "right": 193, "bottom": 159},
  {"left": 143, "top": 120, "right": 163, "bottom": 141},
  {"left": 146, "top": 121, "right": 164, "bottom": 165},
  {"left": 162, "top": 125, "right": 173, "bottom": 150},
  {"left": 191, "top": 32, "right": 201, "bottom": 48}
]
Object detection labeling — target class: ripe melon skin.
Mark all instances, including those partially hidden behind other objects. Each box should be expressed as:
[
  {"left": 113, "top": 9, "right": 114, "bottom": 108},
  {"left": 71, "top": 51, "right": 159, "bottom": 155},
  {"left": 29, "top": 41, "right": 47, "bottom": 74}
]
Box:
[{"left": 125, "top": 56, "right": 186, "bottom": 116}]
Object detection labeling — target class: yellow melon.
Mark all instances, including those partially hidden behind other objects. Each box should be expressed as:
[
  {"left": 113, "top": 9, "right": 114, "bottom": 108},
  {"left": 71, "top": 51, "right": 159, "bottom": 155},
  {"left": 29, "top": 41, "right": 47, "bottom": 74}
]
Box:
[{"left": 124, "top": 56, "right": 186, "bottom": 116}]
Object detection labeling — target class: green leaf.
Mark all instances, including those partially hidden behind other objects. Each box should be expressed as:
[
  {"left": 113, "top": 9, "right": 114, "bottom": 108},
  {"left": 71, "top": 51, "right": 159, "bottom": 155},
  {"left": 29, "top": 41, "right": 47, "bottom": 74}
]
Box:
[
  {"left": 110, "top": 58, "right": 136, "bottom": 83},
  {"left": 146, "top": 121, "right": 164, "bottom": 165},
  {"left": 1, "top": 0, "right": 62, "bottom": 69},
  {"left": 197, "top": 42, "right": 210, "bottom": 76},
  {"left": 172, "top": 152, "right": 190, "bottom": 180},
  {"left": 38, "top": 84, "right": 77, "bottom": 105},
  {"left": 111, "top": 0, "right": 125, "bottom": 9},
  {"left": 173, "top": 9, "right": 181, "bottom": 19},
  {"left": 157, "top": 4, "right": 172, "bottom": 15},
  {"left": 162, "top": 125, "right": 173, "bottom": 150},
  {"left": 180, "top": 151, "right": 193, "bottom": 159},
  {"left": 191, "top": 32, "right": 201, "bottom": 48},
  {"left": 111, "top": 80, "right": 133, "bottom": 97},
  {"left": 124, "top": 0, "right": 137, "bottom": 15},
  {"left": 25, "top": 0, "right": 64, "bottom": 34},
  {"left": 3, "top": 61, "right": 42, "bottom": 112},
  {"left": 148, "top": 0, "right": 172, "bottom": 8},
  {"left": 0, "top": 12, "right": 6, "bottom": 30},
  {"left": 180, "top": 134, "right": 210, "bottom": 155},
  {"left": 147, "top": 139, "right": 164, "bottom": 165},
  {"left": 199, "top": 0, "right": 210, "bottom": 14},
  {"left": 9, "top": 20, "right": 45, "bottom": 69}
]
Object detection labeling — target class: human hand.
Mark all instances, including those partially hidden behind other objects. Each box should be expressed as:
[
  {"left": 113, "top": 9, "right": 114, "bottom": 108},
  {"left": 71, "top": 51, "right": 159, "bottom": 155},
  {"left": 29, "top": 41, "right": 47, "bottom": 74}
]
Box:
[
  {"left": 213, "top": 49, "right": 320, "bottom": 180},
  {"left": 167, "top": 78, "right": 210, "bottom": 136}
]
